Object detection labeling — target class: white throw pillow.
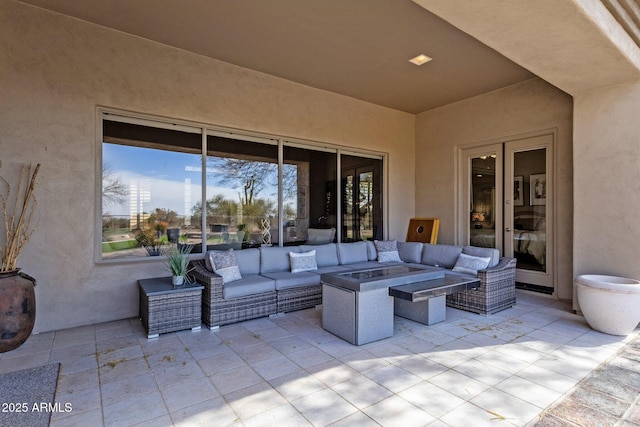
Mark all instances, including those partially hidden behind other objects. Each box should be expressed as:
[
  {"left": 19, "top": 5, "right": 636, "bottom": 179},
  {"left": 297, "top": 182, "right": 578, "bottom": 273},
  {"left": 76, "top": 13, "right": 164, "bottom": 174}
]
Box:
[
  {"left": 207, "top": 249, "right": 242, "bottom": 283},
  {"left": 374, "top": 240, "right": 402, "bottom": 263},
  {"left": 452, "top": 253, "right": 491, "bottom": 276},
  {"left": 289, "top": 250, "right": 318, "bottom": 273}
]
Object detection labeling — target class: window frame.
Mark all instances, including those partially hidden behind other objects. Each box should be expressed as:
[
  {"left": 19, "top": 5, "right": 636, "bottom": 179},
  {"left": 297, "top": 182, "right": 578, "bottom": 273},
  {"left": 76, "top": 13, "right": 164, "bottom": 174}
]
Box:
[{"left": 96, "top": 107, "right": 387, "bottom": 264}]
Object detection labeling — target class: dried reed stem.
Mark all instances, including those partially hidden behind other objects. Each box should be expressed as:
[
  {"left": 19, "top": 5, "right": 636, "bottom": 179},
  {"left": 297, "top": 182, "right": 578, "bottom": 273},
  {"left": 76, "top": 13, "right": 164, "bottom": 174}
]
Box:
[{"left": 1, "top": 163, "right": 40, "bottom": 272}]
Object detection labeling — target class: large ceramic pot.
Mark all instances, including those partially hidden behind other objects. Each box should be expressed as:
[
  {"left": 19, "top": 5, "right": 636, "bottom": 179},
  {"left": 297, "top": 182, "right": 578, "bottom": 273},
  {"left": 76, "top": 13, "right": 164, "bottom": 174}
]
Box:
[
  {"left": 0, "top": 269, "right": 36, "bottom": 353},
  {"left": 576, "top": 274, "right": 640, "bottom": 336}
]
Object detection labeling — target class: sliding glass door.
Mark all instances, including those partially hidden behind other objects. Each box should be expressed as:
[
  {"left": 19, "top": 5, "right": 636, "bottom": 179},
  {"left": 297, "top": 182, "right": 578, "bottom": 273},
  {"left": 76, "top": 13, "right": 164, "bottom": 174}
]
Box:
[{"left": 341, "top": 154, "right": 383, "bottom": 242}]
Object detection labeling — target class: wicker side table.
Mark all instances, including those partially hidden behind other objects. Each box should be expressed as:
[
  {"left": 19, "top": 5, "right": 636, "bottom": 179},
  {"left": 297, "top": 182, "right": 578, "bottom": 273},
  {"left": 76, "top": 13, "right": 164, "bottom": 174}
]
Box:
[{"left": 138, "top": 277, "right": 204, "bottom": 339}]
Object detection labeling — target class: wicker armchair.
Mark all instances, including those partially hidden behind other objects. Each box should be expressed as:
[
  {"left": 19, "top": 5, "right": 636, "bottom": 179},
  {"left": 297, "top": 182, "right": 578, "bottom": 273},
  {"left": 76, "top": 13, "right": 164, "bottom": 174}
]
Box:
[
  {"left": 189, "top": 259, "right": 277, "bottom": 329},
  {"left": 446, "top": 257, "right": 517, "bottom": 315}
]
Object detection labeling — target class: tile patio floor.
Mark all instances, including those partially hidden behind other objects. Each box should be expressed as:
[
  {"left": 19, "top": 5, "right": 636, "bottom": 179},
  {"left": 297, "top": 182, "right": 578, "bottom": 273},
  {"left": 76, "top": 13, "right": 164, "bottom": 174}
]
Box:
[{"left": 0, "top": 289, "right": 637, "bottom": 426}]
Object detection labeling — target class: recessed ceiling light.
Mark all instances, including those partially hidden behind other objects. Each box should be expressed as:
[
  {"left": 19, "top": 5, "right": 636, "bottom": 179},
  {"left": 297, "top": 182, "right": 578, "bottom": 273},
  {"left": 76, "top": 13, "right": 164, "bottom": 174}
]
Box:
[{"left": 409, "top": 54, "right": 432, "bottom": 66}]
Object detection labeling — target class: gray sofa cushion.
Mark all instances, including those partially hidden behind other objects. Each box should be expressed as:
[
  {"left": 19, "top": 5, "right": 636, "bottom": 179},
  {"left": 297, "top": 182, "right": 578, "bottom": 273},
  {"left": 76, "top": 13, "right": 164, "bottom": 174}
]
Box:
[
  {"left": 223, "top": 275, "right": 276, "bottom": 299},
  {"left": 421, "top": 244, "right": 463, "bottom": 268},
  {"left": 260, "top": 246, "right": 301, "bottom": 274},
  {"left": 366, "top": 241, "right": 377, "bottom": 261},
  {"left": 300, "top": 243, "right": 339, "bottom": 267},
  {"left": 261, "top": 271, "right": 321, "bottom": 290},
  {"left": 343, "top": 261, "right": 403, "bottom": 270},
  {"left": 234, "top": 248, "right": 261, "bottom": 275},
  {"left": 313, "top": 265, "right": 352, "bottom": 275},
  {"left": 337, "top": 242, "right": 369, "bottom": 265},
  {"left": 397, "top": 242, "right": 423, "bottom": 263},
  {"left": 462, "top": 246, "right": 500, "bottom": 268}
]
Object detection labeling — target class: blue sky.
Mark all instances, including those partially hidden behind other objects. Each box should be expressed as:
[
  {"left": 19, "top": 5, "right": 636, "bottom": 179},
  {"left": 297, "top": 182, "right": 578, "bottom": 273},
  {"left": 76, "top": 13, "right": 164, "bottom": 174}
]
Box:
[{"left": 103, "top": 144, "right": 284, "bottom": 217}]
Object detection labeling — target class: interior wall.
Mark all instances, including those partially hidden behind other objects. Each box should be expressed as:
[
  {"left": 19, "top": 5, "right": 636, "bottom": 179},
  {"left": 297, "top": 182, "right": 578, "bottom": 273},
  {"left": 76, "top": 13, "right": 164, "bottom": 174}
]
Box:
[
  {"left": 415, "top": 78, "right": 574, "bottom": 300},
  {"left": 0, "top": 1, "right": 415, "bottom": 332},
  {"left": 573, "top": 80, "right": 640, "bottom": 281}
]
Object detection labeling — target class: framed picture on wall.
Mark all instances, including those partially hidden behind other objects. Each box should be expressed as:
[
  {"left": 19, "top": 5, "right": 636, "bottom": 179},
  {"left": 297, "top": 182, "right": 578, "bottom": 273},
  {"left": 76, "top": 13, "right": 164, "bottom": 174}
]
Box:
[
  {"left": 514, "top": 176, "right": 524, "bottom": 206},
  {"left": 530, "top": 173, "right": 546, "bottom": 205}
]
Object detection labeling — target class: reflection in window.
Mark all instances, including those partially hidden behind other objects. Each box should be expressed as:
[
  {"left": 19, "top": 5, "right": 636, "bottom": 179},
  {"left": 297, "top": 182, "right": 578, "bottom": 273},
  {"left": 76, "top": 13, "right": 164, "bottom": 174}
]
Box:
[
  {"left": 341, "top": 155, "right": 382, "bottom": 242},
  {"left": 100, "top": 113, "right": 383, "bottom": 259},
  {"left": 101, "top": 120, "right": 203, "bottom": 259}
]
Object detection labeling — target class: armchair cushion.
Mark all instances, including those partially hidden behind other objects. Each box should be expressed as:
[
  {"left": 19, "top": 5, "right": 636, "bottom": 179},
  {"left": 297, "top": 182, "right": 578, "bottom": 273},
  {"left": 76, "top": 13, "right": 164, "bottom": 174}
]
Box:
[
  {"left": 421, "top": 244, "right": 463, "bottom": 268},
  {"left": 300, "top": 243, "right": 339, "bottom": 267},
  {"left": 337, "top": 241, "right": 369, "bottom": 265},
  {"left": 260, "top": 246, "right": 300, "bottom": 273},
  {"left": 223, "top": 275, "right": 276, "bottom": 299},
  {"left": 397, "top": 242, "right": 423, "bottom": 264},
  {"left": 306, "top": 228, "right": 336, "bottom": 245},
  {"left": 462, "top": 245, "right": 500, "bottom": 268}
]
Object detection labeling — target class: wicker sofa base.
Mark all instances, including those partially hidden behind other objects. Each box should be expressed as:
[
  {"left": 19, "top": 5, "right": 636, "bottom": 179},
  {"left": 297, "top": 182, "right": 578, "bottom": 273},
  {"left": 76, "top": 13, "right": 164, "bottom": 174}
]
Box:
[
  {"left": 446, "top": 289, "right": 516, "bottom": 315},
  {"left": 277, "top": 284, "right": 322, "bottom": 313},
  {"left": 203, "top": 291, "right": 277, "bottom": 329},
  {"left": 445, "top": 257, "right": 517, "bottom": 315}
]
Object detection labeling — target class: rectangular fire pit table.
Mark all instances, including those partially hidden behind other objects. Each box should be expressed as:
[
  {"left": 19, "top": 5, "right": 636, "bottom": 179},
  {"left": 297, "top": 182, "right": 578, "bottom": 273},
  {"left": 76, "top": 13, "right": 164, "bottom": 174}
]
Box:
[
  {"left": 390, "top": 274, "right": 481, "bottom": 326},
  {"left": 321, "top": 265, "right": 444, "bottom": 345}
]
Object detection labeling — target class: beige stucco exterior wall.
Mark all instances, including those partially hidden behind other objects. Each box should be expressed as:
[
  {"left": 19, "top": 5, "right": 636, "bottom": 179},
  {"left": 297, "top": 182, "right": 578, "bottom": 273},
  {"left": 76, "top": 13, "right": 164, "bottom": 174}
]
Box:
[
  {"left": 0, "top": 1, "right": 415, "bottom": 332},
  {"left": 573, "top": 80, "right": 640, "bottom": 280},
  {"left": 415, "top": 78, "right": 574, "bottom": 300}
]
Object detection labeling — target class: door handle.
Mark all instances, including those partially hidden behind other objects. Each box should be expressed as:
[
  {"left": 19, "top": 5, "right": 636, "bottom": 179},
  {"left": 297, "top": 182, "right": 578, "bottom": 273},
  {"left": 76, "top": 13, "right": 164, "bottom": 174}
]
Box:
[{"left": 505, "top": 227, "right": 512, "bottom": 232}]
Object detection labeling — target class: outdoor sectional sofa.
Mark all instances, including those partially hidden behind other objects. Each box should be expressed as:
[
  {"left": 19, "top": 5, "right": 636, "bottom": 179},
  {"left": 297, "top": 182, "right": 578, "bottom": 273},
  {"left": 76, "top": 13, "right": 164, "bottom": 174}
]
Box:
[{"left": 189, "top": 241, "right": 517, "bottom": 329}]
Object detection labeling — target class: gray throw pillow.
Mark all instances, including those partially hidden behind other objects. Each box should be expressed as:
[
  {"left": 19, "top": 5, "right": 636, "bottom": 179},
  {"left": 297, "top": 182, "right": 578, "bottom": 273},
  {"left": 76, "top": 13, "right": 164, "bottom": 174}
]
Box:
[
  {"left": 289, "top": 250, "right": 318, "bottom": 273},
  {"left": 452, "top": 253, "right": 490, "bottom": 276},
  {"left": 374, "top": 240, "right": 402, "bottom": 263},
  {"left": 207, "top": 249, "right": 242, "bottom": 283}
]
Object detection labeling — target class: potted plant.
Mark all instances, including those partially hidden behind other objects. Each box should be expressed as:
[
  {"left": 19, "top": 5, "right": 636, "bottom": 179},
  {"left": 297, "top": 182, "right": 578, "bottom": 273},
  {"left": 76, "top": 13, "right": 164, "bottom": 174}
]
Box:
[
  {"left": 0, "top": 163, "right": 40, "bottom": 353},
  {"left": 164, "top": 244, "right": 193, "bottom": 286},
  {"left": 135, "top": 228, "right": 166, "bottom": 256}
]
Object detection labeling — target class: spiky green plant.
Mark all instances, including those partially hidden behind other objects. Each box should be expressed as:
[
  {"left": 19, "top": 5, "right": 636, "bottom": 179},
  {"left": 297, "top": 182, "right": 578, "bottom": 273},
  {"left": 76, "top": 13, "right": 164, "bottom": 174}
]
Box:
[{"left": 164, "top": 244, "right": 193, "bottom": 279}]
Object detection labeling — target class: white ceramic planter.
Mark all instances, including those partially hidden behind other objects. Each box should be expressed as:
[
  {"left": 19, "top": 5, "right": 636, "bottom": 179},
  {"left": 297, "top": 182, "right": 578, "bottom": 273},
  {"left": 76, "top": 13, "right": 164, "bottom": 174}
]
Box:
[{"left": 576, "top": 274, "right": 640, "bottom": 336}]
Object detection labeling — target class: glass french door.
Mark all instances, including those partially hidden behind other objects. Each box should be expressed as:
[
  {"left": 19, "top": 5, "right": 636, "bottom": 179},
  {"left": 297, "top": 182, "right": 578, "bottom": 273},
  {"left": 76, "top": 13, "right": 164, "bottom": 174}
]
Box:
[
  {"left": 504, "top": 135, "right": 553, "bottom": 288},
  {"left": 460, "top": 134, "right": 553, "bottom": 289},
  {"left": 459, "top": 144, "right": 504, "bottom": 253}
]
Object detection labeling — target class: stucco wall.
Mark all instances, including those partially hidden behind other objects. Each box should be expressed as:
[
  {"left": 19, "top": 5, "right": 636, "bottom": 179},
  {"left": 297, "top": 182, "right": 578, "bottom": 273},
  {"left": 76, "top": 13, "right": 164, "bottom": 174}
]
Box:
[
  {"left": 0, "top": 1, "right": 415, "bottom": 332},
  {"left": 573, "top": 80, "right": 640, "bottom": 281},
  {"left": 415, "top": 78, "right": 574, "bottom": 300}
]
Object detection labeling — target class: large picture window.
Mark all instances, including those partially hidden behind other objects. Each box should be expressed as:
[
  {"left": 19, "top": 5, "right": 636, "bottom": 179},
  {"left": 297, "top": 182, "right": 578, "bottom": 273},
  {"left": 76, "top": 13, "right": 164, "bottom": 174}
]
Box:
[{"left": 99, "top": 112, "right": 384, "bottom": 260}]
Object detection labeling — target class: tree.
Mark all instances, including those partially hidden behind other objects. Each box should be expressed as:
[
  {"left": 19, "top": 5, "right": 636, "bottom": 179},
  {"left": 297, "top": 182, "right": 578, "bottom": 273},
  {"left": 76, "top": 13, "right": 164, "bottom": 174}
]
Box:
[
  {"left": 191, "top": 194, "right": 239, "bottom": 226},
  {"left": 208, "top": 157, "right": 298, "bottom": 204},
  {"left": 102, "top": 163, "right": 128, "bottom": 208},
  {"left": 148, "top": 208, "right": 181, "bottom": 226}
]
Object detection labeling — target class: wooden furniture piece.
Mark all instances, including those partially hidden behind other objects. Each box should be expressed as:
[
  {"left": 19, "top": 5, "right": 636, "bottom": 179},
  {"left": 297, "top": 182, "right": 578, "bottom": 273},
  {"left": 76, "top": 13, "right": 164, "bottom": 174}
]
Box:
[
  {"left": 406, "top": 218, "right": 440, "bottom": 244},
  {"left": 138, "top": 277, "right": 203, "bottom": 339}
]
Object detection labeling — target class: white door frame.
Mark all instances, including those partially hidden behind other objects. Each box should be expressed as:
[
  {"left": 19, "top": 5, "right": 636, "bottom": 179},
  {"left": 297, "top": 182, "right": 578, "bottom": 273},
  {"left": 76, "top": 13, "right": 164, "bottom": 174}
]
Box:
[
  {"left": 456, "top": 130, "right": 555, "bottom": 290},
  {"left": 504, "top": 133, "right": 554, "bottom": 288},
  {"left": 456, "top": 143, "right": 504, "bottom": 253}
]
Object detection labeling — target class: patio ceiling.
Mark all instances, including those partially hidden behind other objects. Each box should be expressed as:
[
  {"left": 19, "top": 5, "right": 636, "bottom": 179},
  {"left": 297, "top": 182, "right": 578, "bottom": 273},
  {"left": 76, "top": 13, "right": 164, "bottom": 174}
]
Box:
[{"left": 18, "top": 0, "right": 534, "bottom": 113}]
